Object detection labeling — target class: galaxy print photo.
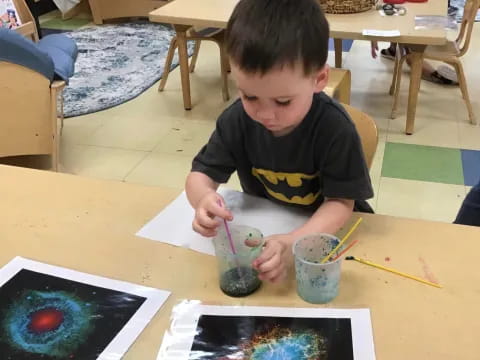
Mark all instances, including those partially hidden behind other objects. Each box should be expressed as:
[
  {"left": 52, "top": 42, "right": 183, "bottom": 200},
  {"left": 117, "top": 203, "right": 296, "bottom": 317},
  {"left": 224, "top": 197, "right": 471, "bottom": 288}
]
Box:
[
  {"left": 158, "top": 304, "right": 376, "bottom": 360},
  {"left": 0, "top": 257, "right": 170, "bottom": 360},
  {"left": 190, "top": 315, "right": 353, "bottom": 359}
]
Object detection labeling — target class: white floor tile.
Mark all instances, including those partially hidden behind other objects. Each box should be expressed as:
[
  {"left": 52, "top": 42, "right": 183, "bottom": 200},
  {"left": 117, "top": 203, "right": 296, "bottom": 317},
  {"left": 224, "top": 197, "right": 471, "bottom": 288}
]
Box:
[
  {"left": 61, "top": 145, "right": 149, "bottom": 181},
  {"left": 124, "top": 152, "right": 193, "bottom": 189},
  {"left": 376, "top": 177, "right": 466, "bottom": 223}
]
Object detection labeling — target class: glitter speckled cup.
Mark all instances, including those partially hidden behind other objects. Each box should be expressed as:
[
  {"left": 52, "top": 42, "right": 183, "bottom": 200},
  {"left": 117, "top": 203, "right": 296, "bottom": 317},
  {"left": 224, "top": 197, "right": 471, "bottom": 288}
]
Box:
[
  {"left": 213, "top": 225, "right": 264, "bottom": 297},
  {"left": 293, "top": 234, "right": 343, "bottom": 304}
]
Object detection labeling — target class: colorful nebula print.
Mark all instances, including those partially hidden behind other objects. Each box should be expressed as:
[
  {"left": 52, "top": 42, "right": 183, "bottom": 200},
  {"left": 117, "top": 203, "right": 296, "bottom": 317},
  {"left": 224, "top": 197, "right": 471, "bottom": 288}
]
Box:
[
  {"left": 4, "top": 290, "right": 93, "bottom": 357},
  {"left": 0, "top": 269, "right": 146, "bottom": 360},
  {"left": 189, "top": 315, "right": 353, "bottom": 360}
]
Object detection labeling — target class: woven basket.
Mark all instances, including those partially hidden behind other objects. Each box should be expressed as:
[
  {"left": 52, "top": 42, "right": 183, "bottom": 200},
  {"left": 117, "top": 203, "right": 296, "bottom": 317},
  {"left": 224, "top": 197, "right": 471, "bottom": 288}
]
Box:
[{"left": 319, "top": 0, "right": 376, "bottom": 14}]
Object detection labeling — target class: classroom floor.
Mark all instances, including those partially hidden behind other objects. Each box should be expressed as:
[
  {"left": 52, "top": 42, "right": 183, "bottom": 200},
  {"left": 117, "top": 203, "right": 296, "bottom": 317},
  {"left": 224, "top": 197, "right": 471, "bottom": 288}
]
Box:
[{"left": 4, "top": 11, "right": 480, "bottom": 224}]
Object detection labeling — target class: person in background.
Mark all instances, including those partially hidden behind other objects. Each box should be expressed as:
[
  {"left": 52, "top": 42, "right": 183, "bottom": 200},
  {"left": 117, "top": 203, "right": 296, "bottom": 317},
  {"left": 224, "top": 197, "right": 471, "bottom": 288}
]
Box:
[
  {"left": 370, "top": 0, "right": 460, "bottom": 85},
  {"left": 454, "top": 179, "right": 480, "bottom": 226},
  {"left": 370, "top": 41, "right": 458, "bottom": 85}
]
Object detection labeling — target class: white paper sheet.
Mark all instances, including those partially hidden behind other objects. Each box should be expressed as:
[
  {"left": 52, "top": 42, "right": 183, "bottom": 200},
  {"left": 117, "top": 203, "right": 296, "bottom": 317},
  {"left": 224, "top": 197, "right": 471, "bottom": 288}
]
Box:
[
  {"left": 52, "top": 0, "right": 81, "bottom": 14},
  {"left": 0, "top": 257, "right": 170, "bottom": 360},
  {"left": 136, "top": 188, "right": 311, "bottom": 256},
  {"left": 362, "top": 29, "right": 401, "bottom": 37},
  {"left": 157, "top": 301, "right": 376, "bottom": 360}
]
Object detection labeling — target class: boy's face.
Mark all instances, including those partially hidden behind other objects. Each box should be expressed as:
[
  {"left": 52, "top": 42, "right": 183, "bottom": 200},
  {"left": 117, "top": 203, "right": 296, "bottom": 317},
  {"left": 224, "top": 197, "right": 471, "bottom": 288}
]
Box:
[{"left": 231, "top": 61, "right": 329, "bottom": 137}]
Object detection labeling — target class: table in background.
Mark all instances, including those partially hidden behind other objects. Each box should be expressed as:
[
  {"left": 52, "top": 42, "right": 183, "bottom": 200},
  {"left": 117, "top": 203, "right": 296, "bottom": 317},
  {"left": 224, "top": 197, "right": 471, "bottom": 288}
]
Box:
[{"left": 149, "top": 0, "right": 447, "bottom": 134}]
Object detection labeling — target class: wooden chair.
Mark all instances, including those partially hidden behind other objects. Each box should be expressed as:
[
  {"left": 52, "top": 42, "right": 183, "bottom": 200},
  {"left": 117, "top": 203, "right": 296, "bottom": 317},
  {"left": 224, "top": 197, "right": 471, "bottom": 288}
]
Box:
[
  {"left": 0, "top": 62, "right": 64, "bottom": 171},
  {"left": 88, "top": 0, "right": 167, "bottom": 24},
  {"left": 159, "top": 27, "right": 230, "bottom": 102},
  {"left": 343, "top": 104, "right": 378, "bottom": 169},
  {"left": 324, "top": 68, "right": 351, "bottom": 104},
  {"left": 12, "top": 0, "right": 39, "bottom": 41},
  {"left": 0, "top": 0, "right": 72, "bottom": 171},
  {"left": 390, "top": 0, "right": 479, "bottom": 125}
]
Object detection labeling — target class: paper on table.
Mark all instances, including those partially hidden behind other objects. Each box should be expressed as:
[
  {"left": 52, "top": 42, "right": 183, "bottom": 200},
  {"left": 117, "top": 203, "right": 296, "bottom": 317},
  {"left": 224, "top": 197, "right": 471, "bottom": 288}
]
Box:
[
  {"left": 0, "top": 257, "right": 171, "bottom": 360},
  {"left": 157, "top": 301, "right": 376, "bottom": 360},
  {"left": 362, "top": 29, "right": 401, "bottom": 37},
  {"left": 136, "top": 188, "right": 310, "bottom": 256}
]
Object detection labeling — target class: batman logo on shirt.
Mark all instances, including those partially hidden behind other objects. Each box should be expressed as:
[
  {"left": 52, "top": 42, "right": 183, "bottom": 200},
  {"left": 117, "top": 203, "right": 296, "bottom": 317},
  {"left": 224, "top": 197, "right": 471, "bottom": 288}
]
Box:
[{"left": 251, "top": 168, "right": 321, "bottom": 206}]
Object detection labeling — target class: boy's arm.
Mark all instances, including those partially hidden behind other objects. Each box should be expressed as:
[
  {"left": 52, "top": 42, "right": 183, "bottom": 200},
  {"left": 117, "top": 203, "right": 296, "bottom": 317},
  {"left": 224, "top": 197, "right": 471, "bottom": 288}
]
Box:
[
  {"left": 185, "top": 171, "right": 233, "bottom": 237},
  {"left": 185, "top": 105, "right": 242, "bottom": 236},
  {"left": 185, "top": 171, "right": 220, "bottom": 209},
  {"left": 290, "top": 197, "right": 354, "bottom": 240}
]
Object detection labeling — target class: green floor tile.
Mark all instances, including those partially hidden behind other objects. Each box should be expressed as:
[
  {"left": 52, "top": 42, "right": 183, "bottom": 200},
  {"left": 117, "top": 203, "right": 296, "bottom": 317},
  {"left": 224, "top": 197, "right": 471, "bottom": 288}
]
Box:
[
  {"left": 382, "top": 142, "right": 464, "bottom": 185},
  {"left": 41, "top": 17, "right": 91, "bottom": 30}
]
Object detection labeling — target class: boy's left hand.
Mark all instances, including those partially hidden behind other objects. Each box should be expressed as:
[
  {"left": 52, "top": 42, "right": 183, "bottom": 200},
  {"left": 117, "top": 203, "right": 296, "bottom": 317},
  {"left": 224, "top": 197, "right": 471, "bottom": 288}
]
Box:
[{"left": 252, "top": 234, "right": 293, "bottom": 283}]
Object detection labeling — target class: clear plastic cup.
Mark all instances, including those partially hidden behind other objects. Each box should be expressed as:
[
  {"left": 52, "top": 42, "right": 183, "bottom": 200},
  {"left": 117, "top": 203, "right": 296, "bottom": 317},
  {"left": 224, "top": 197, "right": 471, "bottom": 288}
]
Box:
[
  {"left": 213, "top": 225, "right": 264, "bottom": 297},
  {"left": 293, "top": 234, "right": 343, "bottom": 304}
]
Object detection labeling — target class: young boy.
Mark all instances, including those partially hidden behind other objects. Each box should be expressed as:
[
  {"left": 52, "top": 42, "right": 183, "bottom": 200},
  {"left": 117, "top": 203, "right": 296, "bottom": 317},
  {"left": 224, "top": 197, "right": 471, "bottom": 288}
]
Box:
[{"left": 185, "top": 0, "right": 373, "bottom": 283}]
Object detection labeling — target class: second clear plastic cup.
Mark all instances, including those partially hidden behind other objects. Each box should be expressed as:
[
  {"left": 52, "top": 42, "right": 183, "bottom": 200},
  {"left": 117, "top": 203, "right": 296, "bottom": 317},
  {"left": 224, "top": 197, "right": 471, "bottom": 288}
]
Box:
[
  {"left": 213, "top": 224, "right": 264, "bottom": 297},
  {"left": 293, "top": 234, "right": 343, "bottom": 304}
]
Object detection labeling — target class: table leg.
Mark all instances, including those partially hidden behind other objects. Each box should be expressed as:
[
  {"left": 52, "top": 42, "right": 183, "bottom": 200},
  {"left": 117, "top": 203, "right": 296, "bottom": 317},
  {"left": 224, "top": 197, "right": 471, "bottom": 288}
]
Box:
[
  {"left": 174, "top": 25, "right": 192, "bottom": 110},
  {"left": 334, "top": 39, "right": 342, "bottom": 68},
  {"left": 405, "top": 44, "right": 426, "bottom": 135},
  {"left": 87, "top": 0, "right": 104, "bottom": 24}
]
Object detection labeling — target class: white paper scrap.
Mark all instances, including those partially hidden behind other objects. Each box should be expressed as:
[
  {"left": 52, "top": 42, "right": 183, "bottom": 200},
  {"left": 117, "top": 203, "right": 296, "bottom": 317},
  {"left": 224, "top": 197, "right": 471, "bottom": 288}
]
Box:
[
  {"left": 136, "top": 188, "right": 310, "bottom": 256},
  {"left": 362, "top": 29, "right": 401, "bottom": 37}
]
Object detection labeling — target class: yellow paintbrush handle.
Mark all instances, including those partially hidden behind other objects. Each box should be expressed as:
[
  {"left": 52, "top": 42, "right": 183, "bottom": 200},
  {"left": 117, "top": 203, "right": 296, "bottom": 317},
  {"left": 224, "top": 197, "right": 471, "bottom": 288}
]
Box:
[
  {"left": 321, "top": 217, "right": 363, "bottom": 264},
  {"left": 352, "top": 257, "right": 442, "bottom": 288}
]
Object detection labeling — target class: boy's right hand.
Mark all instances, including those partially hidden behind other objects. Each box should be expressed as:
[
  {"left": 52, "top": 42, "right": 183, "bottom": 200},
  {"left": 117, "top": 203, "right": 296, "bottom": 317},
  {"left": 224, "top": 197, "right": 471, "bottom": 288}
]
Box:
[{"left": 193, "top": 192, "right": 233, "bottom": 237}]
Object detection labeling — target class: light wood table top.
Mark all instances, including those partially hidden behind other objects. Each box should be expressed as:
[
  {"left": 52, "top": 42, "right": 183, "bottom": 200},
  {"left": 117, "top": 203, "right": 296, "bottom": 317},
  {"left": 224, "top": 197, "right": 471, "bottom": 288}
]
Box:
[
  {"left": 2, "top": 164, "right": 479, "bottom": 359},
  {"left": 149, "top": 0, "right": 447, "bottom": 45}
]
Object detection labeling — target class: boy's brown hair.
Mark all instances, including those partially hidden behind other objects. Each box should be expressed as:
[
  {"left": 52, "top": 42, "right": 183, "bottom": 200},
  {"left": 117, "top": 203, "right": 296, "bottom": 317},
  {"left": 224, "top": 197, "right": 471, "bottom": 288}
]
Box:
[{"left": 226, "top": 0, "right": 330, "bottom": 75}]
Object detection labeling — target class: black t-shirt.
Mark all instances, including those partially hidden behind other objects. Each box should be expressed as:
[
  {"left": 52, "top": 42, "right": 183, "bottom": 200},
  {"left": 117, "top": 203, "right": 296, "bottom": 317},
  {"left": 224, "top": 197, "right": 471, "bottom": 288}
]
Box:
[{"left": 192, "top": 92, "right": 374, "bottom": 212}]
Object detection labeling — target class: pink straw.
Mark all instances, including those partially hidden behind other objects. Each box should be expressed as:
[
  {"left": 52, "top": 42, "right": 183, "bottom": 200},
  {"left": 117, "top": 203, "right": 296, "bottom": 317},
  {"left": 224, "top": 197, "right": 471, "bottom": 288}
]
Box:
[{"left": 217, "top": 200, "right": 237, "bottom": 255}]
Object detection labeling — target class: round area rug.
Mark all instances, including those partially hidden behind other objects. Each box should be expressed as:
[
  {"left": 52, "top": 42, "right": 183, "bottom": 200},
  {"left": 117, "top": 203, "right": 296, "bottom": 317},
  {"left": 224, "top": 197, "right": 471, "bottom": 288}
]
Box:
[{"left": 64, "top": 22, "right": 193, "bottom": 118}]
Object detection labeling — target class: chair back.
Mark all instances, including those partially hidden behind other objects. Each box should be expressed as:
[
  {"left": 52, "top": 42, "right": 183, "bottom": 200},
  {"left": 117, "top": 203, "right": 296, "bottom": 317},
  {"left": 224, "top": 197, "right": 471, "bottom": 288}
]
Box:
[
  {"left": 0, "top": 61, "right": 55, "bottom": 159},
  {"left": 12, "top": 0, "right": 39, "bottom": 41},
  {"left": 456, "top": 0, "right": 480, "bottom": 57},
  {"left": 343, "top": 104, "right": 378, "bottom": 170}
]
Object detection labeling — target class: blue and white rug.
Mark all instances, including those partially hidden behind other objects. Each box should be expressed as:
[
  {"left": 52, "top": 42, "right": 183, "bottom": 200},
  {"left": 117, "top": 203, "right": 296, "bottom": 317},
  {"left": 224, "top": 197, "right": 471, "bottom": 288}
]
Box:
[
  {"left": 451, "top": 0, "right": 480, "bottom": 22},
  {"left": 64, "top": 22, "right": 193, "bottom": 118}
]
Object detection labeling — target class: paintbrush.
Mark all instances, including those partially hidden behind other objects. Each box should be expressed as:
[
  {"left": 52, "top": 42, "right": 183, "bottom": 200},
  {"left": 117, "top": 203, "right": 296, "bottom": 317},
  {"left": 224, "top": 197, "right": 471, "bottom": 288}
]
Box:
[
  {"left": 346, "top": 256, "right": 442, "bottom": 288},
  {"left": 330, "top": 239, "right": 359, "bottom": 262},
  {"left": 320, "top": 217, "right": 363, "bottom": 264}
]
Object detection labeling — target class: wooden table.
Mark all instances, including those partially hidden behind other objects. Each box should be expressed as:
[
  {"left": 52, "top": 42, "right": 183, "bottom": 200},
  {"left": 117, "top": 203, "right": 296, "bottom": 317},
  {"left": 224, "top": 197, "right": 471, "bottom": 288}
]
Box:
[
  {"left": 2, "top": 164, "right": 480, "bottom": 359},
  {"left": 149, "top": 0, "right": 447, "bottom": 134}
]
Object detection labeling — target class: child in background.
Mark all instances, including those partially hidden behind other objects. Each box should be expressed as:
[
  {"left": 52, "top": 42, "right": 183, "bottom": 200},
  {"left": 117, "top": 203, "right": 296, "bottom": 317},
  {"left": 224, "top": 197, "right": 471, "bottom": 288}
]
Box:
[
  {"left": 185, "top": 0, "right": 373, "bottom": 283},
  {"left": 454, "top": 180, "right": 480, "bottom": 226}
]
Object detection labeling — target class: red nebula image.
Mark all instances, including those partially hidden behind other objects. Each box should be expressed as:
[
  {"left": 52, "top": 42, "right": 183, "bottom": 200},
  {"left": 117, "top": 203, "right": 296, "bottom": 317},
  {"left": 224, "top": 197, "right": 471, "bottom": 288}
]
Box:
[{"left": 28, "top": 308, "right": 64, "bottom": 333}]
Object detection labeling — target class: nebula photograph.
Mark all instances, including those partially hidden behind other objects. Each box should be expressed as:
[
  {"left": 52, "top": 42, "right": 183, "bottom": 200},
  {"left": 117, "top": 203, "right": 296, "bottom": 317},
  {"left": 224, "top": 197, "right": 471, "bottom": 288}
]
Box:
[
  {"left": 0, "top": 269, "right": 146, "bottom": 359},
  {"left": 188, "top": 314, "right": 354, "bottom": 360}
]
